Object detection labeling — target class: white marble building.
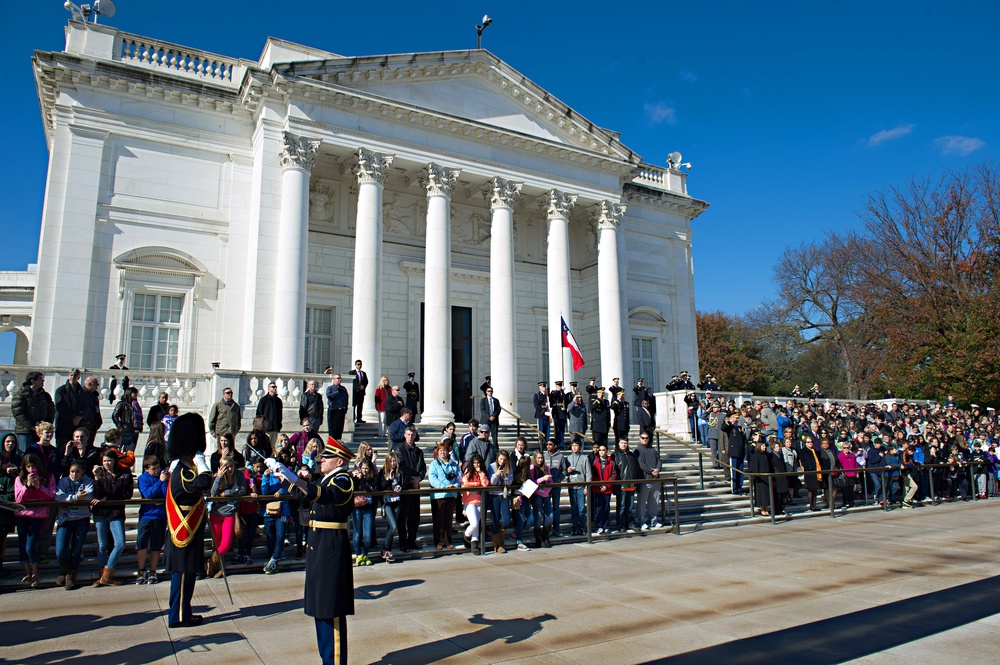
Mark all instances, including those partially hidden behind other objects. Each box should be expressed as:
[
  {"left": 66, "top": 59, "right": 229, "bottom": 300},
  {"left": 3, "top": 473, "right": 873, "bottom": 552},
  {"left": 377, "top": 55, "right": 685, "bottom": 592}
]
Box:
[{"left": 4, "top": 20, "right": 708, "bottom": 424}]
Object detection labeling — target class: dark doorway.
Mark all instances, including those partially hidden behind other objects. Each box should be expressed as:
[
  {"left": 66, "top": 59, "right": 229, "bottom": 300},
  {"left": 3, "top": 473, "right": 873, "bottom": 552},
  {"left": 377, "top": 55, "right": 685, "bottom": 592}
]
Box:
[{"left": 420, "top": 305, "right": 473, "bottom": 422}]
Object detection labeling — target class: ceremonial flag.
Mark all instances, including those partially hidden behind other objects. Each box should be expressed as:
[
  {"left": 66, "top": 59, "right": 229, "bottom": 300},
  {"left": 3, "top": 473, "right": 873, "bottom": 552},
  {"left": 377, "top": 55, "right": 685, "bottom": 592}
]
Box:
[{"left": 561, "top": 316, "right": 585, "bottom": 371}]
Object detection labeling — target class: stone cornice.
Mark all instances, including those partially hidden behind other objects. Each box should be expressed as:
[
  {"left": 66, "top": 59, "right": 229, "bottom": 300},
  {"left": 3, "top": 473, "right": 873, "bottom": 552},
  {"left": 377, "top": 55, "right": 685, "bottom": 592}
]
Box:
[{"left": 623, "top": 183, "right": 710, "bottom": 221}]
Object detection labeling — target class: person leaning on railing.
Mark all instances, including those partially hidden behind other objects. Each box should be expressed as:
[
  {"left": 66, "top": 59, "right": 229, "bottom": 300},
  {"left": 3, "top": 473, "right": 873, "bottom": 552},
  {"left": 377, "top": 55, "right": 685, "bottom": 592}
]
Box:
[
  {"left": 487, "top": 450, "right": 514, "bottom": 552},
  {"left": 90, "top": 449, "right": 133, "bottom": 587}
]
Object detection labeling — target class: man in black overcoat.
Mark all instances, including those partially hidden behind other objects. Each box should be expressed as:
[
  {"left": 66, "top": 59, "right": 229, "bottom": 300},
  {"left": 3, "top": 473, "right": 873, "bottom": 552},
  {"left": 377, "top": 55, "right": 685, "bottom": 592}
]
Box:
[{"left": 285, "top": 437, "right": 356, "bottom": 665}]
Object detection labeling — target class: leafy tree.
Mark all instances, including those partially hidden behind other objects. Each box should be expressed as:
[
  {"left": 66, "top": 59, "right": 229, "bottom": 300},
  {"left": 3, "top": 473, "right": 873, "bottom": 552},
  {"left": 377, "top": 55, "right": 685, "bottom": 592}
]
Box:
[{"left": 696, "top": 310, "right": 768, "bottom": 393}]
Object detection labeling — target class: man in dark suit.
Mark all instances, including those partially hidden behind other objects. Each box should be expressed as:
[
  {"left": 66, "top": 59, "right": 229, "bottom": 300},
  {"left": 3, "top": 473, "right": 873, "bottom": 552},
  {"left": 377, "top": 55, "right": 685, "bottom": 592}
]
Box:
[
  {"left": 637, "top": 398, "right": 655, "bottom": 435},
  {"left": 479, "top": 386, "right": 500, "bottom": 447},
  {"left": 349, "top": 360, "right": 368, "bottom": 424}
]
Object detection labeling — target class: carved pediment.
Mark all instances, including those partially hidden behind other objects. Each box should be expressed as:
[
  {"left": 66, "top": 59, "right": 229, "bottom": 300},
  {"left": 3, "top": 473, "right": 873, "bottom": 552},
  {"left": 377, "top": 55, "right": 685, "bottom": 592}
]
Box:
[{"left": 277, "top": 51, "right": 638, "bottom": 162}]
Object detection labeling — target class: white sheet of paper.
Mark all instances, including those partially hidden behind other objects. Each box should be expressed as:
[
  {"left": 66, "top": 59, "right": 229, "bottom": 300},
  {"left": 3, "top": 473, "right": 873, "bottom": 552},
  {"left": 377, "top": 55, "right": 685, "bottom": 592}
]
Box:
[{"left": 519, "top": 479, "right": 538, "bottom": 498}]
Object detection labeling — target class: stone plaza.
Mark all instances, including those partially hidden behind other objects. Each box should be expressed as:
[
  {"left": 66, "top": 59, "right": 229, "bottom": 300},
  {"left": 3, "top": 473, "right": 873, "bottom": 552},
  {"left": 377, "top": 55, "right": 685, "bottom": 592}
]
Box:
[{"left": 1, "top": 499, "right": 996, "bottom": 664}]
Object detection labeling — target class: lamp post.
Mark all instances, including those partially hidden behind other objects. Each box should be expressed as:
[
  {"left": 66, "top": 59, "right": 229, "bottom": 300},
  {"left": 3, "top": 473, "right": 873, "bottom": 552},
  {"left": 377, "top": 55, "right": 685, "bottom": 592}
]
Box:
[{"left": 476, "top": 15, "right": 492, "bottom": 49}]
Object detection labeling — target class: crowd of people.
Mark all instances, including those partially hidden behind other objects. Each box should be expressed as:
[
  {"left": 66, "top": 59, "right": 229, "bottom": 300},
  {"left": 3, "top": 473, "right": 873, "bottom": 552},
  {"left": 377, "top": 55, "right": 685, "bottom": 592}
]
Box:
[
  {"left": 5, "top": 364, "right": 996, "bottom": 590},
  {"left": 690, "top": 393, "right": 1000, "bottom": 516}
]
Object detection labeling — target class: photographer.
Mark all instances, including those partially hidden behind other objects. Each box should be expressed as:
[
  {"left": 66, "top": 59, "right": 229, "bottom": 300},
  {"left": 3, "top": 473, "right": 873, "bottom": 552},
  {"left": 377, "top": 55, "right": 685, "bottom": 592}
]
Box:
[{"left": 427, "top": 443, "right": 461, "bottom": 550}]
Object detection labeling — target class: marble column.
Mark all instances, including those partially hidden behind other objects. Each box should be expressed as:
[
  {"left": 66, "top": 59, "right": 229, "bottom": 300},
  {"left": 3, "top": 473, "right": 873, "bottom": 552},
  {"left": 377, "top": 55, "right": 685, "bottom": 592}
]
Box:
[
  {"left": 595, "top": 200, "right": 627, "bottom": 389},
  {"left": 272, "top": 133, "right": 319, "bottom": 373},
  {"left": 351, "top": 148, "right": 393, "bottom": 421},
  {"left": 485, "top": 177, "right": 522, "bottom": 416},
  {"left": 420, "top": 163, "right": 461, "bottom": 425},
  {"left": 543, "top": 190, "right": 577, "bottom": 384}
]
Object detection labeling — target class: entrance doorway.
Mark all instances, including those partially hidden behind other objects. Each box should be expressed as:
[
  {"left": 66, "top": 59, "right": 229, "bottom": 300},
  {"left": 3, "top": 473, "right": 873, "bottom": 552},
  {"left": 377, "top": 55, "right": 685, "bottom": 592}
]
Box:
[{"left": 420, "top": 305, "right": 473, "bottom": 422}]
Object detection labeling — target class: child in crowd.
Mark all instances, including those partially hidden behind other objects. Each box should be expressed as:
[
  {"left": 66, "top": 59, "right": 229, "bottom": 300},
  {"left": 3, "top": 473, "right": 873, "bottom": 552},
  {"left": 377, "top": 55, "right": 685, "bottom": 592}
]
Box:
[
  {"left": 351, "top": 459, "right": 378, "bottom": 565},
  {"left": 55, "top": 460, "right": 92, "bottom": 589},
  {"left": 260, "top": 460, "right": 289, "bottom": 574},
  {"left": 301, "top": 438, "right": 319, "bottom": 472},
  {"left": 136, "top": 456, "right": 169, "bottom": 584},
  {"left": 235, "top": 459, "right": 262, "bottom": 566},
  {"left": 161, "top": 404, "right": 179, "bottom": 439},
  {"left": 101, "top": 429, "right": 135, "bottom": 473}
]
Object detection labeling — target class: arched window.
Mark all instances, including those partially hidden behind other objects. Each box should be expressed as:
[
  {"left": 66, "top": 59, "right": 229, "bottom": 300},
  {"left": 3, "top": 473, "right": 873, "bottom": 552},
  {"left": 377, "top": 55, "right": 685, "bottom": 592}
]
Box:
[{"left": 114, "top": 248, "right": 205, "bottom": 372}]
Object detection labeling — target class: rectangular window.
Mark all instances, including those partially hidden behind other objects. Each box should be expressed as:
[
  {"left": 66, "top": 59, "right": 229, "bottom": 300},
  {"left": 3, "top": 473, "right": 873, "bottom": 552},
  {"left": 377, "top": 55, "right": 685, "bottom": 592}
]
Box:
[
  {"left": 631, "top": 337, "right": 656, "bottom": 389},
  {"left": 304, "top": 306, "right": 333, "bottom": 373},
  {"left": 129, "top": 293, "right": 183, "bottom": 371}
]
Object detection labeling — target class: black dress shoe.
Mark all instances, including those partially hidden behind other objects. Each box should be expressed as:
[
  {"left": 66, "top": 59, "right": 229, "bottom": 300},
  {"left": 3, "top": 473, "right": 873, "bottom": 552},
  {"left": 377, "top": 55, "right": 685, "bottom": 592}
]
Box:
[{"left": 168, "top": 615, "right": 204, "bottom": 629}]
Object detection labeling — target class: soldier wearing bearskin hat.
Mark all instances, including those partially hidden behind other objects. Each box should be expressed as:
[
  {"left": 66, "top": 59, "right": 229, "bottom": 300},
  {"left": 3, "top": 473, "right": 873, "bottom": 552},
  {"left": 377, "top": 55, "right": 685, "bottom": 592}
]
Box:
[{"left": 163, "top": 412, "right": 214, "bottom": 628}]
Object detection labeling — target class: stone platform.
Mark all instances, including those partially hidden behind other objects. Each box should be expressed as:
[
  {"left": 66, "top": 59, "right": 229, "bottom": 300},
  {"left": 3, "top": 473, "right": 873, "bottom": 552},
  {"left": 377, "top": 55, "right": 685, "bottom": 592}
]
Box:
[{"left": 1, "top": 500, "right": 998, "bottom": 664}]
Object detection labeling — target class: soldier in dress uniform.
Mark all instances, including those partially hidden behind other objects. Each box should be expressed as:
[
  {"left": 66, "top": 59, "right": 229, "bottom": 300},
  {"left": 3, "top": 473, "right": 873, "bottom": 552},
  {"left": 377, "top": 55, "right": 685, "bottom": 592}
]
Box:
[
  {"left": 549, "top": 381, "right": 567, "bottom": 448},
  {"left": 679, "top": 371, "right": 696, "bottom": 391},
  {"left": 288, "top": 437, "right": 356, "bottom": 665},
  {"left": 108, "top": 353, "right": 129, "bottom": 404},
  {"left": 479, "top": 375, "right": 492, "bottom": 394},
  {"left": 611, "top": 393, "right": 631, "bottom": 443},
  {"left": 163, "top": 413, "right": 214, "bottom": 629},
  {"left": 666, "top": 375, "right": 682, "bottom": 391},
  {"left": 608, "top": 377, "right": 624, "bottom": 402},
  {"left": 403, "top": 372, "right": 421, "bottom": 418}
]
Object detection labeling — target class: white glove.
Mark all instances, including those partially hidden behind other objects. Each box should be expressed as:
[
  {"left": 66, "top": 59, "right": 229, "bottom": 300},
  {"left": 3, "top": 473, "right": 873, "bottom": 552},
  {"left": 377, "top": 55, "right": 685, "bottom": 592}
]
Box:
[
  {"left": 169, "top": 459, "right": 180, "bottom": 473},
  {"left": 265, "top": 457, "right": 281, "bottom": 473},
  {"left": 194, "top": 452, "right": 211, "bottom": 475}
]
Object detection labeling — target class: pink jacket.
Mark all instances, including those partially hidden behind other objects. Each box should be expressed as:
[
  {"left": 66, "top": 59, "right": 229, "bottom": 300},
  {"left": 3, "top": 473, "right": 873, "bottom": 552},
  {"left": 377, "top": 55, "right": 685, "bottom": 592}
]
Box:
[
  {"left": 837, "top": 450, "right": 860, "bottom": 477},
  {"left": 14, "top": 474, "right": 56, "bottom": 520}
]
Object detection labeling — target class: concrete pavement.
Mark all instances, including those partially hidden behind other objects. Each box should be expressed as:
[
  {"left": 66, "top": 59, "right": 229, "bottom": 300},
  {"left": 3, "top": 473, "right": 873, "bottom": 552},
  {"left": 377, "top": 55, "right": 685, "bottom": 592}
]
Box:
[{"left": 1, "top": 499, "right": 997, "bottom": 664}]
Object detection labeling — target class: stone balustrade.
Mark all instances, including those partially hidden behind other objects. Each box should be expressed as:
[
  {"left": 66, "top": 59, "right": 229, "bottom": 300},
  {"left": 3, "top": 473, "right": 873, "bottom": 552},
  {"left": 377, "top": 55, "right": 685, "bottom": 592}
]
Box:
[
  {"left": 631, "top": 164, "right": 688, "bottom": 196},
  {"left": 115, "top": 34, "right": 244, "bottom": 86},
  {"left": 0, "top": 366, "right": 350, "bottom": 444}
]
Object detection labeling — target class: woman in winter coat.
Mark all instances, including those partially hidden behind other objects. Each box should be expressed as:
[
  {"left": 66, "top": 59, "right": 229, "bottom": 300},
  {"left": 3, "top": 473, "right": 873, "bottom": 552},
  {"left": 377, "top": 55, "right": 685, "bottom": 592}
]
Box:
[{"left": 14, "top": 453, "right": 56, "bottom": 587}]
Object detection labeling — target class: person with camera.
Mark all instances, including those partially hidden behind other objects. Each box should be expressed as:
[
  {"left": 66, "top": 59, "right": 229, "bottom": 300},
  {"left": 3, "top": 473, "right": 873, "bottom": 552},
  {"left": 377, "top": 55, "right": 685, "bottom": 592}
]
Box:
[
  {"left": 90, "top": 448, "right": 134, "bottom": 587},
  {"left": 14, "top": 453, "right": 56, "bottom": 587},
  {"left": 428, "top": 443, "right": 461, "bottom": 550},
  {"left": 54, "top": 459, "right": 92, "bottom": 589},
  {"left": 61, "top": 427, "right": 100, "bottom": 479}
]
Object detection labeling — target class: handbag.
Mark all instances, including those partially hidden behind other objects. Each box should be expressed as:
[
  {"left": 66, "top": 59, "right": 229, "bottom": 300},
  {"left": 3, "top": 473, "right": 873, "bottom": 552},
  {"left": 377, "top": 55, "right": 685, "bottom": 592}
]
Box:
[
  {"left": 265, "top": 501, "right": 283, "bottom": 516},
  {"left": 833, "top": 474, "right": 849, "bottom": 489},
  {"left": 233, "top": 514, "right": 244, "bottom": 538},
  {"left": 510, "top": 495, "right": 522, "bottom": 511}
]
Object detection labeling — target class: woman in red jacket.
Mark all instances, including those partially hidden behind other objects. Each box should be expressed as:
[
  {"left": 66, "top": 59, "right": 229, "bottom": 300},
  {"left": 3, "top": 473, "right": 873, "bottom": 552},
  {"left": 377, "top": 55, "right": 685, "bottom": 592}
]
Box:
[
  {"left": 591, "top": 444, "right": 616, "bottom": 535},
  {"left": 460, "top": 453, "right": 489, "bottom": 554}
]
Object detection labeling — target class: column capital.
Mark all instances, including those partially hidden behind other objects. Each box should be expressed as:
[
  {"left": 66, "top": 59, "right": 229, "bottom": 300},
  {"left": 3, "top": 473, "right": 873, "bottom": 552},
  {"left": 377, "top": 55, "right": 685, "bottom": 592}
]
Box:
[
  {"left": 421, "top": 163, "right": 461, "bottom": 196},
  {"left": 593, "top": 200, "right": 627, "bottom": 230},
  {"left": 279, "top": 133, "right": 320, "bottom": 171},
  {"left": 541, "top": 189, "right": 578, "bottom": 219},
  {"left": 483, "top": 177, "right": 522, "bottom": 210},
  {"left": 353, "top": 148, "right": 393, "bottom": 185}
]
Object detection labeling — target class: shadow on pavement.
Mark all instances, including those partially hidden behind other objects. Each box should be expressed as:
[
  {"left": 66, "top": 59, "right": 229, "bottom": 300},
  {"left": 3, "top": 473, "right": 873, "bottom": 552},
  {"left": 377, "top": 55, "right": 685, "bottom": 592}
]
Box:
[
  {"left": 0, "top": 632, "right": 245, "bottom": 665},
  {"left": 644, "top": 574, "right": 1000, "bottom": 665},
  {"left": 372, "top": 611, "right": 556, "bottom": 664},
  {"left": 357, "top": 578, "right": 424, "bottom": 599}
]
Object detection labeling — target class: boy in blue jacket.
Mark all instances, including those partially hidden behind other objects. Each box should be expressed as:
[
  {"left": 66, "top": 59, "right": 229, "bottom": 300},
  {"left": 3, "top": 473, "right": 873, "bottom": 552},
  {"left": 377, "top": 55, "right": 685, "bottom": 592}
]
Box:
[{"left": 137, "top": 456, "right": 169, "bottom": 583}]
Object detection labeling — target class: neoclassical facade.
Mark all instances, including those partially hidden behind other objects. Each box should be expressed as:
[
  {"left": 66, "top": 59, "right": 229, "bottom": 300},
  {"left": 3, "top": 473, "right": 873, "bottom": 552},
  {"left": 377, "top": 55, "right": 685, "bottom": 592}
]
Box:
[{"left": 8, "top": 21, "right": 708, "bottom": 424}]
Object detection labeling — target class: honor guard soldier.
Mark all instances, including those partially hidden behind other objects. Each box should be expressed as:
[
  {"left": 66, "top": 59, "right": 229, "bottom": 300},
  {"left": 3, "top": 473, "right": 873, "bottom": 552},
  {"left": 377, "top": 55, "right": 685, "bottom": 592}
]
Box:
[
  {"left": 549, "top": 381, "right": 567, "bottom": 448},
  {"left": 163, "top": 413, "right": 214, "bottom": 628},
  {"left": 284, "top": 437, "right": 356, "bottom": 665},
  {"left": 585, "top": 377, "right": 598, "bottom": 396},
  {"left": 479, "top": 375, "right": 492, "bottom": 394},
  {"left": 590, "top": 387, "right": 611, "bottom": 448},
  {"left": 666, "top": 375, "right": 682, "bottom": 391},
  {"left": 608, "top": 378, "right": 624, "bottom": 401},
  {"left": 679, "top": 371, "right": 696, "bottom": 391},
  {"left": 403, "top": 372, "right": 421, "bottom": 418}
]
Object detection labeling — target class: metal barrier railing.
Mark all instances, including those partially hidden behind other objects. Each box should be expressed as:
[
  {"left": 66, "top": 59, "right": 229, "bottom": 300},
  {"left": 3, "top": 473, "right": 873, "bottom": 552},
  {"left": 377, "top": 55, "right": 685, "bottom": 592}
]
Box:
[
  {"left": 649, "top": 426, "right": 994, "bottom": 525},
  {"left": 3, "top": 476, "right": 682, "bottom": 560}
]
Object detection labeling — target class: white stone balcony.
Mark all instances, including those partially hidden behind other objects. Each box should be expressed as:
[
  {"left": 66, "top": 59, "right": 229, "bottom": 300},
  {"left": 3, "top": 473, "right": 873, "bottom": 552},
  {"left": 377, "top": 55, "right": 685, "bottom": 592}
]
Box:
[
  {"left": 631, "top": 164, "right": 689, "bottom": 196},
  {"left": 64, "top": 20, "right": 248, "bottom": 89}
]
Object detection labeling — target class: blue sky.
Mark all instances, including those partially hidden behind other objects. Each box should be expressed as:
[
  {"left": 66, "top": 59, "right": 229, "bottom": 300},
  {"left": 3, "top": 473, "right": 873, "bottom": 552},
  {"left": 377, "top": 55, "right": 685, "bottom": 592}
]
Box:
[{"left": 1, "top": 0, "right": 997, "bottom": 362}]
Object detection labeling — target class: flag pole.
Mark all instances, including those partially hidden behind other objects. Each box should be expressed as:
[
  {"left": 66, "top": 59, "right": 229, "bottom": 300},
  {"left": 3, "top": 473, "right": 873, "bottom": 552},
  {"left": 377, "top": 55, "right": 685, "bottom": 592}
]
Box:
[{"left": 560, "top": 313, "right": 566, "bottom": 388}]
